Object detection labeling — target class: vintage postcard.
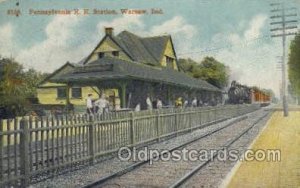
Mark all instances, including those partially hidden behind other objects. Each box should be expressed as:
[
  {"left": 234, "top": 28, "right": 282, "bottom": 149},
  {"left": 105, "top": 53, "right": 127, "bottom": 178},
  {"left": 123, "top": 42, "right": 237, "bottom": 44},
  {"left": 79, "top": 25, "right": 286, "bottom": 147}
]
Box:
[{"left": 0, "top": 0, "right": 299, "bottom": 187}]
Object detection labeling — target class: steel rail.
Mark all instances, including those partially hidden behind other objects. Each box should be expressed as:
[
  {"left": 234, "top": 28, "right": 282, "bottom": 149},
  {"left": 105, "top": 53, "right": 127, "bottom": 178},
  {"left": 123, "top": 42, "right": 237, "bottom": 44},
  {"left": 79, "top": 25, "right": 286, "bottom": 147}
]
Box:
[
  {"left": 82, "top": 115, "right": 249, "bottom": 188},
  {"left": 169, "top": 111, "right": 270, "bottom": 188}
]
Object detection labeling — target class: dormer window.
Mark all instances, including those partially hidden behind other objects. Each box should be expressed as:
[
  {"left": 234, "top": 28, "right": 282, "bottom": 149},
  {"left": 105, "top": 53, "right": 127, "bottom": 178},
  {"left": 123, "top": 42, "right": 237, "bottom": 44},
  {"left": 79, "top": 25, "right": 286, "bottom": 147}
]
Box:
[
  {"left": 112, "top": 51, "right": 119, "bottom": 57},
  {"left": 98, "top": 52, "right": 105, "bottom": 59}
]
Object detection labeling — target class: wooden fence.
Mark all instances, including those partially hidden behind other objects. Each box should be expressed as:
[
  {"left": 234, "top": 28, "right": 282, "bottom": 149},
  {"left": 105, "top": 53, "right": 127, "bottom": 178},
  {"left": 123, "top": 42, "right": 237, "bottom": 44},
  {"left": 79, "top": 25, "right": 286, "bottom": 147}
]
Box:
[{"left": 0, "top": 104, "right": 260, "bottom": 187}]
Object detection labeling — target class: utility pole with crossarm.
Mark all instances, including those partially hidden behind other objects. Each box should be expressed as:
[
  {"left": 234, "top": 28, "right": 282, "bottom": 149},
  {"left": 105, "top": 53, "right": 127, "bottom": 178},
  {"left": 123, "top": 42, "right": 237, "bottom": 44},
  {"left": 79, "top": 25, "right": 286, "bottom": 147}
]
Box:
[{"left": 270, "top": 2, "right": 298, "bottom": 117}]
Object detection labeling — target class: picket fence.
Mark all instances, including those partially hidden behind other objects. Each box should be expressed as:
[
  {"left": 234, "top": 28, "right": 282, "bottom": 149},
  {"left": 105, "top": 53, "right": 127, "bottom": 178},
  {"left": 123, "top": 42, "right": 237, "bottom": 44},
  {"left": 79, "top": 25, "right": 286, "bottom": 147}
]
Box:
[{"left": 0, "top": 104, "right": 260, "bottom": 187}]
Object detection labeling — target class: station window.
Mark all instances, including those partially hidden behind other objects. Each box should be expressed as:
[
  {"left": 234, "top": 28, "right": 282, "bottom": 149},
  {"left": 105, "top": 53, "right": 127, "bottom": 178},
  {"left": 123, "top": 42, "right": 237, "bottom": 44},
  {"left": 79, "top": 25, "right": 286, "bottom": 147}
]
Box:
[
  {"left": 57, "top": 87, "right": 67, "bottom": 99},
  {"left": 166, "top": 56, "right": 174, "bottom": 68},
  {"left": 72, "top": 87, "right": 82, "bottom": 98},
  {"left": 98, "top": 52, "right": 105, "bottom": 59},
  {"left": 112, "top": 51, "right": 119, "bottom": 57}
]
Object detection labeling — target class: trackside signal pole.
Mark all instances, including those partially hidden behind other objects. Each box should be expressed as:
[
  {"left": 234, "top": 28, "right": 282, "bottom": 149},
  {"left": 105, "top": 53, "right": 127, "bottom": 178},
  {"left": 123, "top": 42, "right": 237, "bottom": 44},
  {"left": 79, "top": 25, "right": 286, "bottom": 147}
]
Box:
[{"left": 270, "top": 2, "right": 298, "bottom": 117}]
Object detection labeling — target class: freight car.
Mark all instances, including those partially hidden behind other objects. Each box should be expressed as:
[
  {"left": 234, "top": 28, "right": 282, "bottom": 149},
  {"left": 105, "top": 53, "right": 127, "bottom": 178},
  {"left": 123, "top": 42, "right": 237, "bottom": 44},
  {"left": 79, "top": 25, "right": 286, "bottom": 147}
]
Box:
[
  {"left": 252, "top": 87, "right": 271, "bottom": 107},
  {"left": 227, "top": 81, "right": 270, "bottom": 106}
]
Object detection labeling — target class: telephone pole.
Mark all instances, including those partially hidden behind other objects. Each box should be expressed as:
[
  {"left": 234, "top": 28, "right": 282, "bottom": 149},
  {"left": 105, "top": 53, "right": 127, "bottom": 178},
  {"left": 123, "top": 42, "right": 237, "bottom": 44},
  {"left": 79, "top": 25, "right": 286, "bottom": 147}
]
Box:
[{"left": 270, "top": 2, "right": 298, "bottom": 117}]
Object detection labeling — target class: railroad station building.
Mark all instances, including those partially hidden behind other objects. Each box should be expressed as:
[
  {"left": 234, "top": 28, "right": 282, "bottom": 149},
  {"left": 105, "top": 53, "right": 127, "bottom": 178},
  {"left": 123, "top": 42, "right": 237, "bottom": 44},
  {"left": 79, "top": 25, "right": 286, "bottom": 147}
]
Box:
[{"left": 37, "top": 27, "right": 222, "bottom": 111}]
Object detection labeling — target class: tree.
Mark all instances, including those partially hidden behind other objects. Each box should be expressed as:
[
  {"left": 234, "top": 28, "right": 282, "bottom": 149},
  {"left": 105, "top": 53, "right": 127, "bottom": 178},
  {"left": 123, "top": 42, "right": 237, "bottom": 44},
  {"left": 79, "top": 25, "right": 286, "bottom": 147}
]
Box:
[
  {"left": 178, "top": 57, "right": 230, "bottom": 89},
  {"left": 288, "top": 33, "right": 300, "bottom": 104},
  {"left": 0, "top": 57, "right": 48, "bottom": 116},
  {"left": 177, "top": 58, "right": 198, "bottom": 77}
]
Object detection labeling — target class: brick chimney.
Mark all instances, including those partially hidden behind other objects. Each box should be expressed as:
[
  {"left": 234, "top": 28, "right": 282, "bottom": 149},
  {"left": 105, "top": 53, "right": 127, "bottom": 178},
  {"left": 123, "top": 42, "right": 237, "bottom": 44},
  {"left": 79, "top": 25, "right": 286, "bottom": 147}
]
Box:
[{"left": 105, "top": 27, "right": 114, "bottom": 36}]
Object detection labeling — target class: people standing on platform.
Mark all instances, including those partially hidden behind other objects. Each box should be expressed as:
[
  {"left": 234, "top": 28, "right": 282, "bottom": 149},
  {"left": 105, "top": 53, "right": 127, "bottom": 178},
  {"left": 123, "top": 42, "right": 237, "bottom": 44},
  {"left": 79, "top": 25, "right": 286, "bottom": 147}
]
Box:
[
  {"left": 175, "top": 97, "right": 183, "bottom": 108},
  {"left": 183, "top": 99, "right": 189, "bottom": 108},
  {"left": 157, "top": 98, "right": 163, "bottom": 109},
  {"left": 86, "top": 94, "right": 93, "bottom": 114},
  {"left": 135, "top": 103, "right": 141, "bottom": 111},
  {"left": 199, "top": 99, "right": 203, "bottom": 107},
  {"left": 192, "top": 97, "right": 197, "bottom": 107},
  {"left": 94, "top": 94, "right": 109, "bottom": 115},
  {"left": 146, "top": 96, "right": 152, "bottom": 110}
]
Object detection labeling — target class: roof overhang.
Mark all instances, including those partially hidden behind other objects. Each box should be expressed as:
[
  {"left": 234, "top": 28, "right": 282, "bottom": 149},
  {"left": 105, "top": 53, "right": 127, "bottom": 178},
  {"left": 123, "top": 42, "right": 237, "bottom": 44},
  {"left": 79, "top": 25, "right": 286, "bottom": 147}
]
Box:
[{"left": 51, "top": 57, "right": 222, "bottom": 93}]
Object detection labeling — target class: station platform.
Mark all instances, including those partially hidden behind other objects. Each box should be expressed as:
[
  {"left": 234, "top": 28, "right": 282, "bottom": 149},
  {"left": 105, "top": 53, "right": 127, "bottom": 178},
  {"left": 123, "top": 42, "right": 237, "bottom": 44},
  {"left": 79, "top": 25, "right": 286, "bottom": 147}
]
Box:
[{"left": 223, "top": 111, "right": 300, "bottom": 188}]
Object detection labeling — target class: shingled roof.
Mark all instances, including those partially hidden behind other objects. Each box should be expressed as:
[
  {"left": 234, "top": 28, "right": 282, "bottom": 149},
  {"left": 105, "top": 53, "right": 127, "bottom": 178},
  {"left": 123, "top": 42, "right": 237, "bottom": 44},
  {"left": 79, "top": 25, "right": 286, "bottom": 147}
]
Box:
[
  {"left": 83, "top": 30, "right": 172, "bottom": 66},
  {"left": 50, "top": 29, "right": 221, "bottom": 92},
  {"left": 116, "top": 31, "right": 159, "bottom": 65},
  {"left": 52, "top": 57, "right": 221, "bottom": 92}
]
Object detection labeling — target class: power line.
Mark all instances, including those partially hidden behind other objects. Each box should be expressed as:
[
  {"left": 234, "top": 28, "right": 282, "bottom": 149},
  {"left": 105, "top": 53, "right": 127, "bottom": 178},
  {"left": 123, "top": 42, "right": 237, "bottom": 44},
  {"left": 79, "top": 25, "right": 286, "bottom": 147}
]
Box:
[{"left": 177, "top": 35, "right": 271, "bottom": 56}]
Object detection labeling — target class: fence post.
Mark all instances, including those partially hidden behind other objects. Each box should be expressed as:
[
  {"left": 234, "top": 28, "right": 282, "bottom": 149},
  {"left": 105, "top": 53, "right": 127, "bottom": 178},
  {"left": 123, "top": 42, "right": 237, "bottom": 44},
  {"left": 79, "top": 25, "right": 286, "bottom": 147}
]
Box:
[
  {"left": 213, "top": 106, "right": 217, "bottom": 122},
  {"left": 199, "top": 109, "right": 202, "bottom": 125},
  {"left": 189, "top": 110, "right": 193, "bottom": 132},
  {"left": 130, "top": 112, "right": 135, "bottom": 146},
  {"left": 88, "top": 115, "right": 95, "bottom": 165},
  {"left": 20, "top": 117, "right": 30, "bottom": 187},
  {"left": 156, "top": 110, "right": 161, "bottom": 142},
  {"left": 0, "top": 120, "right": 3, "bottom": 181},
  {"left": 175, "top": 109, "right": 179, "bottom": 136},
  {"left": 208, "top": 108, "right": 210, "bottom": 122}
]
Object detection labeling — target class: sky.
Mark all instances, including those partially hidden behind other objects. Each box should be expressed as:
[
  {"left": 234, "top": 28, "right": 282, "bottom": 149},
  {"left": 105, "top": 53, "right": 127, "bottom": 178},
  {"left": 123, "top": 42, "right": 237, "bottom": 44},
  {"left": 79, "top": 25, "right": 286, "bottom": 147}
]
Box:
[{"left": 0, "top": 0, "right": 300, "bottom": 96}]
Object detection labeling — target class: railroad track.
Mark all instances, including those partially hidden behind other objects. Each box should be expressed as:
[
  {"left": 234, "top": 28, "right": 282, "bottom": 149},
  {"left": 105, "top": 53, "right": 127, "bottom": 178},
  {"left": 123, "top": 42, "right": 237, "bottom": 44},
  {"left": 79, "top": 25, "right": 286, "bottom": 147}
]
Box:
[
  {"left": 82, "top": 110, "right": 270, "bottom": 188},
  {"left": 170, "top": 111, "right": 270, "bottom": 188}
]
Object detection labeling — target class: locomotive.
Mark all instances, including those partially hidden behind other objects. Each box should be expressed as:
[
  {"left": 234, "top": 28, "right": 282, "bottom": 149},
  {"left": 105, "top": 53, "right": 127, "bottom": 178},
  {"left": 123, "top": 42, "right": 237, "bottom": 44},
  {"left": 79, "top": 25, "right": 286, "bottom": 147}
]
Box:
[{"left": 227, "top": 81, "right": 271, "bottom": 106}]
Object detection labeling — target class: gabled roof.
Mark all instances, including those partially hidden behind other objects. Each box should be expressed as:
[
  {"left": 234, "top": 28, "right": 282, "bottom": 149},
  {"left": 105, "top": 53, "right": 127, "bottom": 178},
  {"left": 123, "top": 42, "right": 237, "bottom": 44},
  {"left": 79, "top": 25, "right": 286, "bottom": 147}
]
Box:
[
  {"left": 51, "top": 57, "right": 221, "bottom": 92},
  {"left": 46, "top": 30, "right": 221, "bottom": 92},
  {"left": 83, "top": 30, "right": 174, "bottom": 66},
  {"left": 82, "top": 34, "right": 134, "bottom": 65},
  {"left": 38, "top": 62, "right": 76, "bottom": 87},
  {"left": 115, "top": 31, "right": 160, "bottom": 65},
  {"left": 141, "top": 35, "right": 170, "bottom": 63}
]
